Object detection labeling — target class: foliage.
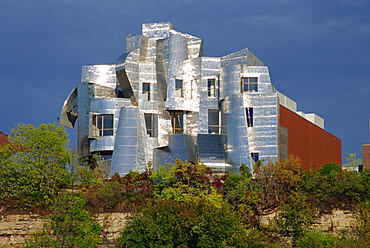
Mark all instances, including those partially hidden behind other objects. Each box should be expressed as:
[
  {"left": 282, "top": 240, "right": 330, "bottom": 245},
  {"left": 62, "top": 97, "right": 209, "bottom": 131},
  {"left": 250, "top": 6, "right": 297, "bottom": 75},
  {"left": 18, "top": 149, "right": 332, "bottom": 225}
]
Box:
[
  {"left": 355, "top": 200, "right": 370, "bottom": 243},
  {"left": 302, "top": 167, "right": 369, "bottom": 213},
  {"left": 25, "top": 194, "right": 102, "bottom": 248},
  {"left": 273, "top": 192, "right": 317, "bottom": 245},
  {"left": 0, "top": 123, "right": 71, "bottom": 208},
  {"left": 151, "top": 159, "right": 211, "bottom": 189},
  {"left": 116, "top": 198, "right": 248, "bottom": 248},
  {"left": 253, "top": 156, "right": 303, "bottom": 214},
  {"left": 82, "top": 169, "right": 154, "bottom": 213},
  {"left": 295, "top": 230, "right": 365, "bottom": 248},
  {"left": 344, "top": 153, "right": 360, "bottom": 170},
  {"left": 222, "top": 170, "right": 260, "bottom": 227},
  {"left": 319, "top": 163, "right": 341, "bottom": 176},
  {"left": 151, "top": 159, "right": 224, "bottom": 207},
  {"left": 70, "top": 154, "right": 105, "bottom": 188}
]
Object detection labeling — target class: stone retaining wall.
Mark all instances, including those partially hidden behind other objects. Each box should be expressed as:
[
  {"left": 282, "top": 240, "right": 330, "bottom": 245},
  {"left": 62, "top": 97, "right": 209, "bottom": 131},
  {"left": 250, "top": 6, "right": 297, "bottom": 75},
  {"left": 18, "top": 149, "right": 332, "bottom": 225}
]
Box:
[
  {"left": 0, "top": 213, "right": 129, "bottom": 247},
  {"left": 0, "top": 210, "right": 359, "bottom": 247},
  {"left": 260, "top": 209, "right": 358, "bottom": 235}
]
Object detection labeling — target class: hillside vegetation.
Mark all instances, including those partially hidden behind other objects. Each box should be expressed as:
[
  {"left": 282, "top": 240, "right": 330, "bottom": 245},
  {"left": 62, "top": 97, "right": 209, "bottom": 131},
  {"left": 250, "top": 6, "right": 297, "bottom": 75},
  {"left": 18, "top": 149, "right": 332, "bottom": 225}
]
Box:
[{"left": 1, "top": 123, "right": 370, "bottom": 247}]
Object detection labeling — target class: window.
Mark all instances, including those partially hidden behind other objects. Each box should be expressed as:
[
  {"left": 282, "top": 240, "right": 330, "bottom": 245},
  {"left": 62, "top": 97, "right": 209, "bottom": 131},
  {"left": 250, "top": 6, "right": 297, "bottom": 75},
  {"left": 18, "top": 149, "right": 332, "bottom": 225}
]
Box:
[
  {"left": 241, "top": 77, "right": 258, "bottom": 92},
  {"left": 170, "top": 111, "right": 184, "bottom": 134},
  {"left": 246, "top": 107, "right": 254, "bottom": 127},
  {"left": 93, "top": 114, "right": 114, "bottom": 136},
  {"left": 142, "top": 82, "right": 150, "bottom": 101},
  {"left": 208, "top": 79, "right": 217, "bottom": 97},
  {"left": 208, "top": 109, "right": 220, "bottom": 134},
  {"left": 145, "top": 113, "right": 157, "bottom": 137},
  {"left": 251, "top": 152, "right": 259, "bottom": 163},
  {"left": 175, "top": 79, "right": 183, "bottom": 98}
]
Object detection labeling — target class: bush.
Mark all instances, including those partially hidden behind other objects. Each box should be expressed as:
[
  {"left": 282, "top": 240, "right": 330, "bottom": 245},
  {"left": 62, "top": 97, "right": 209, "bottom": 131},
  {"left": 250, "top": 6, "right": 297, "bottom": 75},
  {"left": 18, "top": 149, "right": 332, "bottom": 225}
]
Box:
[
  {"left": 25, "top": 194, "right": 102, "bottom": 248},
  {"left": 116, "top": 198, "right": 248, "bottom": 247}
]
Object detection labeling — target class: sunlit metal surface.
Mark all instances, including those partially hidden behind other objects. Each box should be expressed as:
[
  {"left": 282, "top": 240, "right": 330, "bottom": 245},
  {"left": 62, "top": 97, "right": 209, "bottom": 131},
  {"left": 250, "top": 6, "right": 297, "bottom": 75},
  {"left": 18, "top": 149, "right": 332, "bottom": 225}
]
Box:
[{"left": 59, "top": 22, "right": 327, "bottom": 176}]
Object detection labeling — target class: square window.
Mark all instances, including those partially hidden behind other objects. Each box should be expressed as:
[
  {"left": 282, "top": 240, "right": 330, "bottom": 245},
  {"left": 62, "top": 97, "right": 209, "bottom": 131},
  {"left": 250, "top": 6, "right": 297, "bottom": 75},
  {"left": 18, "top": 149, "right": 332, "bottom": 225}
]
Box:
[
  {"left": 93, "top": 114, "right": 114, "bottom": 136},
  {"left": 241, "top": 77, "right": 258, "bottom": 92}
]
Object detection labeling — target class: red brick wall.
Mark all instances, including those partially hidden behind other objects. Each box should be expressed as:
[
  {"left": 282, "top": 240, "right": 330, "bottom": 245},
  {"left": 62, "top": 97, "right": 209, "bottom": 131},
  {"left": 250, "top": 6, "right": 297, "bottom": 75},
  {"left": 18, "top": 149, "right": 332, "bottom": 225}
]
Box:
[
  {"left": 279, "top": 105, "right": 342, "bottom": 171},
  {"left": 0, "top": 131, "right": 9, "bottom": 145},
  {"left": 362, "top": 145, "right": 370, "bottom": 168}
]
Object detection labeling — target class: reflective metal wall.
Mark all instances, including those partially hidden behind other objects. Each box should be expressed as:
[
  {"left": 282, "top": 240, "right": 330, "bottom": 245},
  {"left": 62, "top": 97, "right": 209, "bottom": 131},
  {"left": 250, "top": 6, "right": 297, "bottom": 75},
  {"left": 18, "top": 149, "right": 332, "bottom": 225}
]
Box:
[{"left": 59, "top": 22, "right": 325, "bottom": 176}]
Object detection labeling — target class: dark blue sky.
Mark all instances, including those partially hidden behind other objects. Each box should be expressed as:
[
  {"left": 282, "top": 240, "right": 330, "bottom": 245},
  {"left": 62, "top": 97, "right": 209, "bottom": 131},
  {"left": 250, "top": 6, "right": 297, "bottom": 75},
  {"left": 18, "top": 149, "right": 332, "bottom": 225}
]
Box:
[{"left": 1, "top": 0, "right": 369, "bottom": 163}]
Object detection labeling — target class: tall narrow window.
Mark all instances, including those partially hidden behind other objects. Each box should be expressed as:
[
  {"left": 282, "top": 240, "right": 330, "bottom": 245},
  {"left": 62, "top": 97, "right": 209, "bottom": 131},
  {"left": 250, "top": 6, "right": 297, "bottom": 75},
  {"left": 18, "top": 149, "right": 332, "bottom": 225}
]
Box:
[
  {"left": 142, "top": 82, "right": 150, "bottom": 101},
  {"left": 93, "top": 114, "right": 114, "bottom": 136},
  {"left": 145, "top": 113, "right": 157, "bottom": 137},
  {"left": 170, "top": 111, "right": 184, "bottom": 134},
  {"left": 208, "top": 109, "right": 220, "bottom": 134},
  {"left": 251, "top": 152, "right": 259, "bottom": 163},
  {"left": 246, "top": 107, "right": 254, "bottom": 127},
  {"left": 208, "top": 79, "right": 216, "bottom": 97},
  {"left": 175, "top": 79, "right": 183, "bottom": 98},
  {"left": 241, "top": 77, "right": 258, "bottom": 92}
]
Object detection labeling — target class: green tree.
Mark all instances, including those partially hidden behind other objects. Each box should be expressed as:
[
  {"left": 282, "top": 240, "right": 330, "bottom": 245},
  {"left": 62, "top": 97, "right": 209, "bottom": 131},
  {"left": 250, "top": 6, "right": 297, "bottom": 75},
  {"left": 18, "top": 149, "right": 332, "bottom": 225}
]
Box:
[
  {"left": 151, "top": 159, "right": 224, "bottom": 208},
  {"left": 344, "top": 153, "right": 360, "bottom": 171},
  {"left": 0, "top": 123, "right": 71, "bottom": 208},
  {"left": 116, "top": 198, "right": 248, "bottom": 248},
  {"left": 273, "top": 193, "right": 316, "bottom": 245},
  {"left": 25, "top": 194, "right": 102, "bottom": 248},
  {"left": 302, "top": 167, "right": 369, "bottom": 213},
  {"left": 223, "top": 170, "right": 260, "bottom": 227},
  {"left": 253, "top": 156, "right": 303, "bottom": 214}
]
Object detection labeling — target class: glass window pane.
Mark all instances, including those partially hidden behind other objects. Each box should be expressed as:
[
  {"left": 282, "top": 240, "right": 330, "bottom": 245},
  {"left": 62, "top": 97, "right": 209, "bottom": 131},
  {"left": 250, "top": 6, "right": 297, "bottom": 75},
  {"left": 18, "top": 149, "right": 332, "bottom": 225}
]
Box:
[
  {"left": 250, "top": 84, "right": 257, "bottom": 92},
  {"left": 143, "top": 83, "right": 150, "bottom": 91},
  {"left": 208, "top": 110, "right": 219, "bottom": 125},
  {"left": 103, "top": 130, "right": 113, "bottom": 136},
  {"left": 175, "top": 79, "right": 183, "bottom": 88},
  {"left": 97, "top": 116, "right": 103, "bottom": 129},
  {"left": 104, "top": 115, "right": 113, "bottom": 129}
]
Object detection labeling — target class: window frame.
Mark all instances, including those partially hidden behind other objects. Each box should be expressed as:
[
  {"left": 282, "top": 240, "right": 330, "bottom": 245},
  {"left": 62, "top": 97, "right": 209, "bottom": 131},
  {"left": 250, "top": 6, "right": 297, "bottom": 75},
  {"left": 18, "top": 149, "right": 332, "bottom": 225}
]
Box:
[
  {"left": 175, "top": 79, "right": 183, "bottom": 98},
  {"left": 142, "top": 82, "right": 151, "bottom": 101},
  {"left": 251, "top": 152, "right": 259, "bottom": 163},
  {"left": 241, "top": 77, "right": 258, "bottom": 93},
  {"left": 92, "top": 114, "right": 114, "bottom": 137},
  {"left": 246, "top": 107, "right": 254, "bottom": 127},
  {"left": 144, "top": 113, "right": 158, "bottom": 137},
  {"left": 170, "top": 111, "right": 184, "bottom": 134},
  {"left": 208, "top": 109, "right": 221, "bottom": 134},
  {"left": 207, "top": 79, "right": 217, "bottom": 97}
]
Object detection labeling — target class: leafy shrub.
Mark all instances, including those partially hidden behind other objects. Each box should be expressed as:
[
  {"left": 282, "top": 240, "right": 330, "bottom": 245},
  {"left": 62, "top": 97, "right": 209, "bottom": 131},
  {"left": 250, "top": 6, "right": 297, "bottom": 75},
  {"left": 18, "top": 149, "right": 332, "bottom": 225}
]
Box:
[
  {"left": 25, "top": 194, "right": 102, "bottom": 248},
  {"left": 0, "top": 123, "right": 71, "bottom": 209},
  {"left": 116, "top": 198, "right": 248, "bottom": 248}
]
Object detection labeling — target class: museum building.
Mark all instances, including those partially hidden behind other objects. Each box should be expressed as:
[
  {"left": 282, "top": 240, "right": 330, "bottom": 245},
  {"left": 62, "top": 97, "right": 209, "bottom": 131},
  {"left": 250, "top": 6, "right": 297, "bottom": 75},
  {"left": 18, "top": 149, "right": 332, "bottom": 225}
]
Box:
[{"left": 59, "top": 22, "right": 341, "bottom": 176}]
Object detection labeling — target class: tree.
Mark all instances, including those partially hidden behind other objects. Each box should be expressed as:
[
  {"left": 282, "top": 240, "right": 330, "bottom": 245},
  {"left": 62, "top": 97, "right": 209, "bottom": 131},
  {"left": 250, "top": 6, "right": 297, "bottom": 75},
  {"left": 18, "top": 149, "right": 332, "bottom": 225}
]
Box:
[
  {"left": 0, "top": 123, "right": 71, "bottom": 208},
  {"left": 116, "top": 198, "right": 248, "bottom": 248},
  {"left": 344, "top": 153, "right": 360, "bottom": 171},
  {"left": 222, "top": 169, "right": 260, "bottom": 227},
  {"left": 253, "top": 156, "right": 303, "bottom": 214},
  {"left": 25, "top": 194, "right": 102, "bottom": 248},
  {"left": 272, "top": 192, "right": 316, "bottom": 245}
]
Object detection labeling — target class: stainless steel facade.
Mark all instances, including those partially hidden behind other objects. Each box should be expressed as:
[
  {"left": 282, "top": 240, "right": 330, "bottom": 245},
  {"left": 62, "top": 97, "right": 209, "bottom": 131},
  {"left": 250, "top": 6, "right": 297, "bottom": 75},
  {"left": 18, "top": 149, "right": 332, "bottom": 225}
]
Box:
[{"left": 60, "top": 22, "right": 323, "bottom": 176}]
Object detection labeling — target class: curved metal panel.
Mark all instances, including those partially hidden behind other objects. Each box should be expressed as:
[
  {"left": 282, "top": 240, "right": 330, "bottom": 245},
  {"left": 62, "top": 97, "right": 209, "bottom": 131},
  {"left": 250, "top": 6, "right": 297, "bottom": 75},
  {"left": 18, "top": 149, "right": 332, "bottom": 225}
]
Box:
[{"left": 59, "top": 87, "right": 78, "bottom": 129}]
